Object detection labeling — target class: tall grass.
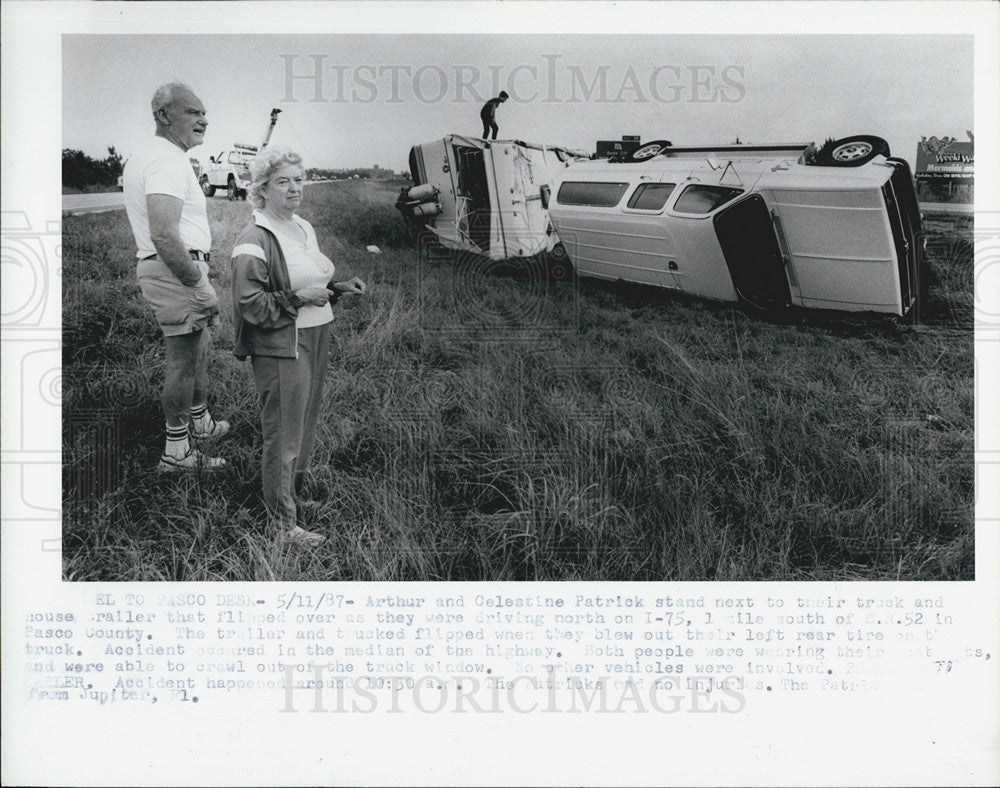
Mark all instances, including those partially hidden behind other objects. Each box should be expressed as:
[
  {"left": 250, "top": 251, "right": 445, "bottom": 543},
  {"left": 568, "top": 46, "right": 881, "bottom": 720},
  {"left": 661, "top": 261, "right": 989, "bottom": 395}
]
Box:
[{"left": 62, "top": 181, "right": 974, "bottom": 581}]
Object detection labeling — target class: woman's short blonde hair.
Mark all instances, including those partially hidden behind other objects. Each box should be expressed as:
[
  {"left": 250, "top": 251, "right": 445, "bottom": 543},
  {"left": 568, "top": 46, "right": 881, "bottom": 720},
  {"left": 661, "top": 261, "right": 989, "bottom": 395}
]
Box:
[{"left": 248, "top": 145, "right": 304, "bottom": 209}]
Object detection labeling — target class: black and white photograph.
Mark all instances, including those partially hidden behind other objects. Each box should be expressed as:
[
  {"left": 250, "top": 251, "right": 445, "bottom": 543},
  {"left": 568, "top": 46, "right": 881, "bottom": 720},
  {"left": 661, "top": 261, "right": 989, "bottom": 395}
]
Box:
[
  {"left": 60, "top": 32, "right": 975, "bottom": 582},
  {"left": 3, "top": 2, "right": 998, "bottom": 786}
]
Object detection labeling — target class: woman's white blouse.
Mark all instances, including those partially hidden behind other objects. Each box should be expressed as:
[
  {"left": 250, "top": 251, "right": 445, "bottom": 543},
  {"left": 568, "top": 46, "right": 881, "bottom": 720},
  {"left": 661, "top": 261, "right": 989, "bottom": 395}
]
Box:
[{"left": 271, "top": 222, "right": 335, "bottom": 328}]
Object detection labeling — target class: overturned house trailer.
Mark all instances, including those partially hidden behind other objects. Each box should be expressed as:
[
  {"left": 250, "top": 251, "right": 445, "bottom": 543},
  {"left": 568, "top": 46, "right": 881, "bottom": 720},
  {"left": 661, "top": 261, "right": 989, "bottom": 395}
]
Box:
[{"left": 397, "top": 135, "right": 590, "bottom": 260}]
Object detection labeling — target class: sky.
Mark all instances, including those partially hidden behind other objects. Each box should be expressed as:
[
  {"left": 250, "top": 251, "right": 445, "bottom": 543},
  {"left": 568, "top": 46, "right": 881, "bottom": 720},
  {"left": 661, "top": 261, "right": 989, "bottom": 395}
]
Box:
[{"left": 64, "top": 34, "right": 972, "bottom": 172}]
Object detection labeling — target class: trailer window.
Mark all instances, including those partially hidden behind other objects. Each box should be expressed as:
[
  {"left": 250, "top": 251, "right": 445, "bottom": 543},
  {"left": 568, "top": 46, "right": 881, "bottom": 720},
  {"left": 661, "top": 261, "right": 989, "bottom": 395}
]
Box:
[
  {"left": 674, "top": 184, "right": 744, "bottom": 214},
  {"left": 627, "top": 183, "right": 676, "bottom": 210},
  {"left": 557, "top": 181, "right": 630, "bottom": 207}
]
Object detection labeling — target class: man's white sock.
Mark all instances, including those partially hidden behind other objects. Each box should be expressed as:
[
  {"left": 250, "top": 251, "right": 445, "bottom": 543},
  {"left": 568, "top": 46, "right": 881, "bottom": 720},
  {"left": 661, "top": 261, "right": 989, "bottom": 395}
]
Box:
[{"left": 165, "top": 423, "right": 190, "bottom": 459}]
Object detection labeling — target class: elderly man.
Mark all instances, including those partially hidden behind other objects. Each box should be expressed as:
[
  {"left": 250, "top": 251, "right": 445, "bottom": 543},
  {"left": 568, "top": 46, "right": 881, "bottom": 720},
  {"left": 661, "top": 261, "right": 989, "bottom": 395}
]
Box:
[{"left": 123, "top": 82, "right": 228, "bottom": 472}]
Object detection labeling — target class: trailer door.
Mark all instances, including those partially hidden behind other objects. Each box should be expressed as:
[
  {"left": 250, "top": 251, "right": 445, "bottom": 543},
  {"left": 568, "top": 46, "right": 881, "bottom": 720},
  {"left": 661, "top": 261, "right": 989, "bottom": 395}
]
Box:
[{"left": 453, "top": 145, "right": 492, "bottom": 254}]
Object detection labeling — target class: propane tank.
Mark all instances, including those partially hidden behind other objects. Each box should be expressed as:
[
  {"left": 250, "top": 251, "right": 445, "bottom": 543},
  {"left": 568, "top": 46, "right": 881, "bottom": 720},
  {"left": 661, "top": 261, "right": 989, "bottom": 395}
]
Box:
[
  {"left": 410, "top": 201, "right": 442, "bottom": 218},
  {"left": 407, "top": 183, "right": 439, "bottom": 202}
]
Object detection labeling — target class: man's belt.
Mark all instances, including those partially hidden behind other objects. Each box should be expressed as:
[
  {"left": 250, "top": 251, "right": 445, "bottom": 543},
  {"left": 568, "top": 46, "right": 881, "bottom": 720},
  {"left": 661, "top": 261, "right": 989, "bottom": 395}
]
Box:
[{"left": 142, "top": 250, "right": 211, "bottom": 262}]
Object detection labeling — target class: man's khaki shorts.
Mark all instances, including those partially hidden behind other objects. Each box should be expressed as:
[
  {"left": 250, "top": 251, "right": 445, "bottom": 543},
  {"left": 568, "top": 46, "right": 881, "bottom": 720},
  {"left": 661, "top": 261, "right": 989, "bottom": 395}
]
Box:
[{"left": 136, "top": 257, "right": 220, "bottom": 337}]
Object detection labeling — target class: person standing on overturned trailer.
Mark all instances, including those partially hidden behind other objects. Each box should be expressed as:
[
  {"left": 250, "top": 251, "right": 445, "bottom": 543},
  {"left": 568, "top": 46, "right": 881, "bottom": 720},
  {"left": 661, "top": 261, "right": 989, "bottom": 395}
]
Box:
[{"left": 480, "top": 91, "right": 509, "bottom": 140}]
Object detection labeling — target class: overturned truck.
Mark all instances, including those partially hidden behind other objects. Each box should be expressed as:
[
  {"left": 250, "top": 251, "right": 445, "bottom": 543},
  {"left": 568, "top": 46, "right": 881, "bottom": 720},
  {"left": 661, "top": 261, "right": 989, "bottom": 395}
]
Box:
[
  {"left": 396, "top": 134, "right": 590, "bottom": 260},
  {"left": 546, "top": 136, "right": 928, "bottom": 318}
]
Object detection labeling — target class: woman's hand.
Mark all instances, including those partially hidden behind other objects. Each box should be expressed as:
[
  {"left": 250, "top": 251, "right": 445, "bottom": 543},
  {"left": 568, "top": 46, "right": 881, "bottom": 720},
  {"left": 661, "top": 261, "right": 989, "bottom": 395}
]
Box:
[
  {"left": 295, "top": 286, "right": 331, "bottom": 306},
  {"left": 333, "top": 277, "right": 367, "bottom": 295}
]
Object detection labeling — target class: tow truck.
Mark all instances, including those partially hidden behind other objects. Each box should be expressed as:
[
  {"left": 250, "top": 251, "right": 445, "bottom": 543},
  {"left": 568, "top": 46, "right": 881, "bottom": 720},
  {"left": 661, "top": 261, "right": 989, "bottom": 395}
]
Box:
[{"left": 201, "top": 108, "right": 281, "bottom": 200}]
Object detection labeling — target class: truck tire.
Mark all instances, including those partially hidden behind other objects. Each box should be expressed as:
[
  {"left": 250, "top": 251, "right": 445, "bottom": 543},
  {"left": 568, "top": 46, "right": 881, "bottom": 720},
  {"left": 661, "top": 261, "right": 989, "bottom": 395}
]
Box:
[
  {"left": 814, "top": 136, "right": 890, "bottom": 167},
  {"left": 201, "top": 177, "right": 215, "bottom": 197},
  {"left": 227, "top": 178, "right": 238, "bottom": 201},
  {"left": 624, "top": 140, "right": 672, "bottom": 163}
]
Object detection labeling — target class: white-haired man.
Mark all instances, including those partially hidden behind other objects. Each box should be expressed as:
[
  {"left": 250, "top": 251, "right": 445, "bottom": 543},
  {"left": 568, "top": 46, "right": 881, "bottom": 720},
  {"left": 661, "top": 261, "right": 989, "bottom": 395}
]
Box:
[{"left": 123, "top": 82, "right": 228, "bottom": 472}]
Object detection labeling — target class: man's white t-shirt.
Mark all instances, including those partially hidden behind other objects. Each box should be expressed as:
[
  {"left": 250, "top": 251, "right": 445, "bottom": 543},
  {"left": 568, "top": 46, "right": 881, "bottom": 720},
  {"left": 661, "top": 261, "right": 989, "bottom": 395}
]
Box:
[{"left": 123, "top": 136, "right": 211, "bottom": 260}]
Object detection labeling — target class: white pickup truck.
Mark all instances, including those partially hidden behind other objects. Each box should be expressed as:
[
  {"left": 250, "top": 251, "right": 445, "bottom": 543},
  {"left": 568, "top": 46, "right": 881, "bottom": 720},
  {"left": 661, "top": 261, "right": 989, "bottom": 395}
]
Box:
[
  {"left": 199, "top": 109, "right": 282, "bottom": 201},
  {"left": 200, "top": 143, "right": 259, "bottom": 200}
]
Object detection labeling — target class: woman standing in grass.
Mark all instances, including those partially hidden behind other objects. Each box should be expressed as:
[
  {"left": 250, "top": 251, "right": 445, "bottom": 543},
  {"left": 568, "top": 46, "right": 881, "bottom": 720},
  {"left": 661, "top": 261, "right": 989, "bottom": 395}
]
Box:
[{"left": 231, "top": 146, "right": 366, "bottom": 545}]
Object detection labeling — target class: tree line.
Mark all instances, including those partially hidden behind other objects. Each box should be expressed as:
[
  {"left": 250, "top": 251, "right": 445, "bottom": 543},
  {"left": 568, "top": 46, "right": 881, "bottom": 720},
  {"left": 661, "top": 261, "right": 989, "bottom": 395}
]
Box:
[
  {"left": 306, "top": 167, "right": 409, "bottom": 181},
  {"left": 62, "top": 147, "right": 124, "bottom": 189}
]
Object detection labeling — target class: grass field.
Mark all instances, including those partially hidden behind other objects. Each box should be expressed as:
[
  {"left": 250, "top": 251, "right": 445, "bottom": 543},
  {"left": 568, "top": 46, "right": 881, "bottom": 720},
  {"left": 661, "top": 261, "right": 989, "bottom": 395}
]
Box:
[{"left": 62, "top": 179, "right": 974, "bottom": 581}]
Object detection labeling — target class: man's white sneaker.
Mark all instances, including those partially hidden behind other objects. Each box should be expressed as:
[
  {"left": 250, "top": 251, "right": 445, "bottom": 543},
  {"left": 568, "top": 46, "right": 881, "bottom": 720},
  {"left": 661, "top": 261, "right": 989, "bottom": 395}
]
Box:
[
  {"left": 157, "top": 448, "right": 227, "bottom": 473},
  {"left": 191, "top": 418, "right": 231, "bottom": 440},
  {"left": 281, "top": 526, "right": 326, "bottom": 547}
]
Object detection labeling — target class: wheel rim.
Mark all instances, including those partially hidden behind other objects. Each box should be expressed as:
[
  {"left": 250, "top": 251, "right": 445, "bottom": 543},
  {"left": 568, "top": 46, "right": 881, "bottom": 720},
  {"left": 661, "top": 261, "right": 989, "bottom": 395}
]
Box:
[
  {"left": 832, "top": 142, "right": 873, "bottom": 162},
  {"left": 633, "top": 144, "right": 662, "bottom": 160}
]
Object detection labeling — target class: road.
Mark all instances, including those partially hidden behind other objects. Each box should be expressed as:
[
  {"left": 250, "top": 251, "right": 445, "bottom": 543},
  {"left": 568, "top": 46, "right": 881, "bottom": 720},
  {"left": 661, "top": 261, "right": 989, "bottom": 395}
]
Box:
[
  {"left": 62, "top": 192, "right": 125, "bottom": 215},
  {"left": 62, "top": 182, "right": 323, "bottom": 215},
  {"left": 918, "top": 202, "right": 973, "bottom": 215}
]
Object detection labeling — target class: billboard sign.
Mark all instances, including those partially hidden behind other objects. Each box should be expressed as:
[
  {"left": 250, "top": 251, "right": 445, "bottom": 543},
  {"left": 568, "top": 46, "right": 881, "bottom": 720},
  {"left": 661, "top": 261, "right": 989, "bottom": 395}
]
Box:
[
  {"left": 915, "top": 135, "right": 974, "bottom": 181},
  {"left": 914, "top": 134, "right": 973, "bottom": 205}
]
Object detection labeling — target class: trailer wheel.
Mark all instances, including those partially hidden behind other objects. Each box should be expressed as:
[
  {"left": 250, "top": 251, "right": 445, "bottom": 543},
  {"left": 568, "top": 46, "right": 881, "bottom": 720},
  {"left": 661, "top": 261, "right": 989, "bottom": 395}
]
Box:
[
  {"left": 201, "top": 177, "right": 215, "bottom": 197},
  {"left": 227, "top": 177, "right": 238, "bottom": 201},
  {"left": 814, "top": 135, "right": 890, "bottom": 167},
  {"left": 624, "top": 140, "right": 671, "bottom": 163}
]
